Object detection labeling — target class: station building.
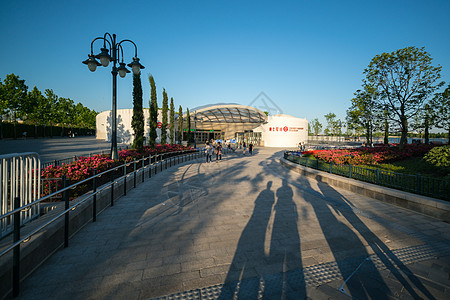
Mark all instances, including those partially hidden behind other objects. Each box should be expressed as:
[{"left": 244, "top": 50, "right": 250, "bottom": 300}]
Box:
[{"left": 96, "top": 103, "right": 308, "bottom": 147}]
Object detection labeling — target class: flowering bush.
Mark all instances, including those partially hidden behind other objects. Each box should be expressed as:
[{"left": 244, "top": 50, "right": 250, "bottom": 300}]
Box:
[
  {"left": 41, "top": 144, "right": 193, "bottom": 199},
  {"left": 310, "top": 144, "right": 435, "bottom": 166}
]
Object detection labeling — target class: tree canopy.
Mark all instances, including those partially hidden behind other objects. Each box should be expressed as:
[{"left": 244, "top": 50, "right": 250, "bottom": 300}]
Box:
[
  {"left": 0, "top": 74, "right": 96, "bottom": 128},
  {"left": 363, "top": 46, "right": 443, "bottom": 147}
]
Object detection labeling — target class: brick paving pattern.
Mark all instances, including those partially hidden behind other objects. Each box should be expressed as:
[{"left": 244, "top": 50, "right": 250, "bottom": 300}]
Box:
[{"left": 18, "top": 148, "right": 450, "bottom": 299}]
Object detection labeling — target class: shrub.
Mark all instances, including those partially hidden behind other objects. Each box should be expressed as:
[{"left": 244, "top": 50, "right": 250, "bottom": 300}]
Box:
[{"left": 424, "top": 145, "right": 450, "bottom": 168}]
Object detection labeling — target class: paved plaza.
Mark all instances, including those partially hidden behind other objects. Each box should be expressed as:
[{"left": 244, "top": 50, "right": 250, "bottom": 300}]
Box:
[
  {"left": 17, "top": 148, "right": 450, "bottom": 299},
  {"left": 0, "top": 136, "right": 126, "bottom": 163}
]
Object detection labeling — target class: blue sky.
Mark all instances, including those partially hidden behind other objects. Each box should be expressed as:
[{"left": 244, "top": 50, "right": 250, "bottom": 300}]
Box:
[{"left": 1, "top": 0, "right": 449, "bottom": 129}]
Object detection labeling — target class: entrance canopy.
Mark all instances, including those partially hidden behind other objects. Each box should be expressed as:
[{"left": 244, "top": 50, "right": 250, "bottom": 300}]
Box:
[{"left": 188, "top": 103, "right": 267, "bottom": 124}]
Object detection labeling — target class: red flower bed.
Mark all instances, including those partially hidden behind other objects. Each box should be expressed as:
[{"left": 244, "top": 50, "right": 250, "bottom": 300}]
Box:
[
  {"left": 311, "top": 144, "right": 435, "bottom": 165},
  {"left": 41, "top": 144, "right": 193, "bottom": 198}
]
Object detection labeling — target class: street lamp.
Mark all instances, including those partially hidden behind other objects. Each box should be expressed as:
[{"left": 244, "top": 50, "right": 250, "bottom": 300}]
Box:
[{"left": 83, "top": 33, "right": 144, "bottom": 160}]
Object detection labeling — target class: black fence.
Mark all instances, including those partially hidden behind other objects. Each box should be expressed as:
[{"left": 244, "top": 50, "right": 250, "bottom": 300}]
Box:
[{"left": 284, "top": 151, "right": 450, "bottom": 201}]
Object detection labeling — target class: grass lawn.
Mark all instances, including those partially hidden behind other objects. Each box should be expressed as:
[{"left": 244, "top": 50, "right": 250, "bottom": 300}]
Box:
[
  {"left": 376, "top": 157, "right": 450, "bottom": 179},
  {"left": 303, "top": 154, "right": 449, "bottom": 179}
]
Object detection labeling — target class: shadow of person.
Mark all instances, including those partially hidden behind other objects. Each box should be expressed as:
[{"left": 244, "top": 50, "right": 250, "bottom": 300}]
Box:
[
  {"left": 316, "top": 183, "right": 436, "bottom": 299},
  {"left": 265, "top": 178, "right": 306, "bottom": 299},
  {"left": 218, "top": 181, "right": 275, "bottom": 299},
  {"left": 302, "top": 181, "right": 391, "bottom": 299}
]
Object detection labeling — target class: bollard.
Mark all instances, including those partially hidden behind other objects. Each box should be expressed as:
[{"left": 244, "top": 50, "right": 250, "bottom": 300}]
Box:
[
  {"left": 62, "top": 176, "right": 69, "bottom": 248},
  {"left": 93, "top": 169, "right": 97, "bottom": 222},
  {"left": 149, "top": 156, "right": 153, "bottom": 178},
  {"left": 13, "top": 197, "right": 21, "bottom": 297}
]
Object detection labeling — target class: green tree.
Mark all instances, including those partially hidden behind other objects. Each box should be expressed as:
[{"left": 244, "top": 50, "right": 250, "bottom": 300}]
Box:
[
  {"left": 186, "top": 108, "right": 192, "bottom": 145},
  {"left": 131, "top": 73, "right": 144, "bottom": 152},
  {"left": 346, "top": 86, "right": 378, "bottom": 145},
  {"left": 44, "top": 89, "right": 59, "bottom": 137},
  {"left": 161, "top": 88, "right": 168, "bottom": 145},
  {"left": 2, "top": 74, "right": 28, "bottom": 138},
  {"left": 324, "top": 113, "right": 337, "bottom": 136},
  {"left": 169, "top": 97, "right": 175, "bottom": 145},
  {"left": 431, "top": 84, "right": 450, "bottom": 144},
  {"left": 178, "top": 105, "right": 183, "bottom": 144},
  {"left": 309, "top": 118, "right": 322, "bottom": 136},
  {"left": 364, "top": 46, "right": 443, "bottom": 148},
  {"left": 148, "top": 75, "right": 158, "bottom": 147}
]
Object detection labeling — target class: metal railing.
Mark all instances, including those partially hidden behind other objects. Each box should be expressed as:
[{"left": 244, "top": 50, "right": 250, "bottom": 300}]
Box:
[
  {"left": 0, "top": 148, "right": 222, "bottom": 298},
  {"left": 284, "top": 151, "right": 450, "bottom": 201},
  {"left": 1, "top": 153, "right": 41, "bottom": 238},
  {"left": 41, "top": 145, "right": 130, "bottom": 169}
]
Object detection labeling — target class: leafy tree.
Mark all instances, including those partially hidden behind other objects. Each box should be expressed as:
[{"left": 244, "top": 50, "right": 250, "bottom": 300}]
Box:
[
  {"left": 431, "top": 84, "right": 450, "bottom": 144},
  {"left": 161, "top": 88, "right": 168, "bottom": 145},
  {"left": 148, "top": 75, "right": 158, "bottom": 147},
  {"left": 178, "top": 105, "right": 183, "bottom": 144},
  {"left": 309, "top": 118, "right": 322, "bottom": 136},
  {"left": 1, "top": 74, "right": 28, "bottom": 138},
  {"left": 169, "top": 97, "right": 175, "bottom": 145},
  {"left": 73, "top": 103, "right": 97, "bottom": 128},
  {"left": 26, "top": 87, "right": 48, "bottom": 125},
  {"left": 346, "top": 86, "right": 378, "bottom": 145},
  {"left": 324, "top": 113, "right": 338, "bottom": 136},
  {"left": 131, "top": 73, "right": 144, "bottom": 152},
  {"left": 44, "top": 89, "right": 60, "bottom": 137},
  {"left": 411, "top": 104, "right": 435, "bottom": 144},
  {"left": 363, "top": 46, "right": 443, "bottom": 148}
]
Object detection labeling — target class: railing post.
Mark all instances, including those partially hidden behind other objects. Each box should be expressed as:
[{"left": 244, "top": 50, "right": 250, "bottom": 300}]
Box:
[
  {"left": 155, "top": 155, "right": 158, "bottom": 174},
  {"left": 349, "top": 165, "right": 352, "bottom": 178},
  {"left": 93, "top": 169, "right": 97, "bottom": 222},
  {"left": 123, "top": 164, "right": 127, "bottom": 196},
  {"left": 62, "top": 175, "right": 69, "bottom": 248},
  {"left": 13, "top": 196, "right": 21, "bottom": 298},
  {"left": 161, "top": 154, "right": 163, "bottom": 172},
  {"left": 149, "top": 155, "right": 152, "bottom": 178},
  {"left": 376, "top": 168, "right": 380, "bottom": 185},
  {"left": 142, "top": 156, "right": 145, "bottom": 183},
  {"left": 133, "top": 160, "right": 137, "bottom": 188},
  {"left": 416, "top": 174, "right": 421, "bottom": 194},
  {"left": 111, "top": 168, "right": 115, "bottom": 207}
]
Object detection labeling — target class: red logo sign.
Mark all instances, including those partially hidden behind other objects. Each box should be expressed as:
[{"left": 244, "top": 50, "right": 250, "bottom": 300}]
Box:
[
  {"left": 157, "top": 122, "right": 162, "bottom": 128},
  {"left": 283, "top": 126, "right": 288, "bottom": 132}
]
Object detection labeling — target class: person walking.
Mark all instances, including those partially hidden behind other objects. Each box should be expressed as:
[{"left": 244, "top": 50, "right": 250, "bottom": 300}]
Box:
[
  {"left": 243, "top": 142, "right": 247, "bottom": 155},
  {"left": 205, "top": 141, "right": 213, "bottom": 163},
  {"left": 215, "top": 142, "right": 222, "bottom": 162},
  {"left": 249, "top": 143, "right": 253, "bottom": 155}
]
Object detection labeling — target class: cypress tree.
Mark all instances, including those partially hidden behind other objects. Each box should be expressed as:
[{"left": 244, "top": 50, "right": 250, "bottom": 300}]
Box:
[
  {"left": 131, "top": 73, "right": 144, "bottom": 152},
  {"left": 186, "top": 108, "right": 192, "bottom": 145},
  {"left": 161, "top": 88, "right": 168, "bottom": 145},
  {"left": 178, "top": 105, "right": 183, "bottom": 144},
  {"left": 170, "top": 97, "right": 175, "bottom": 145},
  {"left": 148, "top": 75, "right": 158, "bottom": 148}
]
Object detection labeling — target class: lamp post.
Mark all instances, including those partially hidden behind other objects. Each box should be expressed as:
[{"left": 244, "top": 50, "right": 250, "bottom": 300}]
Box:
[{"left": 83, "top": 33, "right": 144, "bottom": 160}]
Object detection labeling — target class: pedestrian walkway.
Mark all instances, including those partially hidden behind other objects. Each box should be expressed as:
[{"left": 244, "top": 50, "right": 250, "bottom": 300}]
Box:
[{"left": 18, "top": 148, "right": 450, "bottom": 299}]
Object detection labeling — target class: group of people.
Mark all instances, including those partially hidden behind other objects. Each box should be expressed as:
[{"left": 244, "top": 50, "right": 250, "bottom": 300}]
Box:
[
  {"left": 205, "top": 141, "right": 223, "bottom": 163},
  {"left": 204, "top": 140, "right": 254, "bottom": 163}
]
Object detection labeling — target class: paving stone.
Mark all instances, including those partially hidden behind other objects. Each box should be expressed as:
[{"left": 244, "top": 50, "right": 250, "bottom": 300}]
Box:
[{"left": 15, "top": 148, "right": 450, "bottom": 300}]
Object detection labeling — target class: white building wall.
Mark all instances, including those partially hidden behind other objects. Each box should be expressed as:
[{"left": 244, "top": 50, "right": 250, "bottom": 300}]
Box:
[
  {"left": 96, "top": 109, "right": 168, "bottom": 144},
  {"left": 254, "top": 114, "right": 308, "bottom": 147}
]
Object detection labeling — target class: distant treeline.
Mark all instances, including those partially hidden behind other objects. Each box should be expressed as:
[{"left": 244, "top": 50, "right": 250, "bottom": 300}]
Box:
[{"left": 0, "top": 121, "right": 94, "bottom": 139}]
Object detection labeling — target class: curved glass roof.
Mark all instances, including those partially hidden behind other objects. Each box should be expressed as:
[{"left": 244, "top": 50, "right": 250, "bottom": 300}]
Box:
[{"left": 188, "top": 104, "right": 267, "bottom": 124}]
